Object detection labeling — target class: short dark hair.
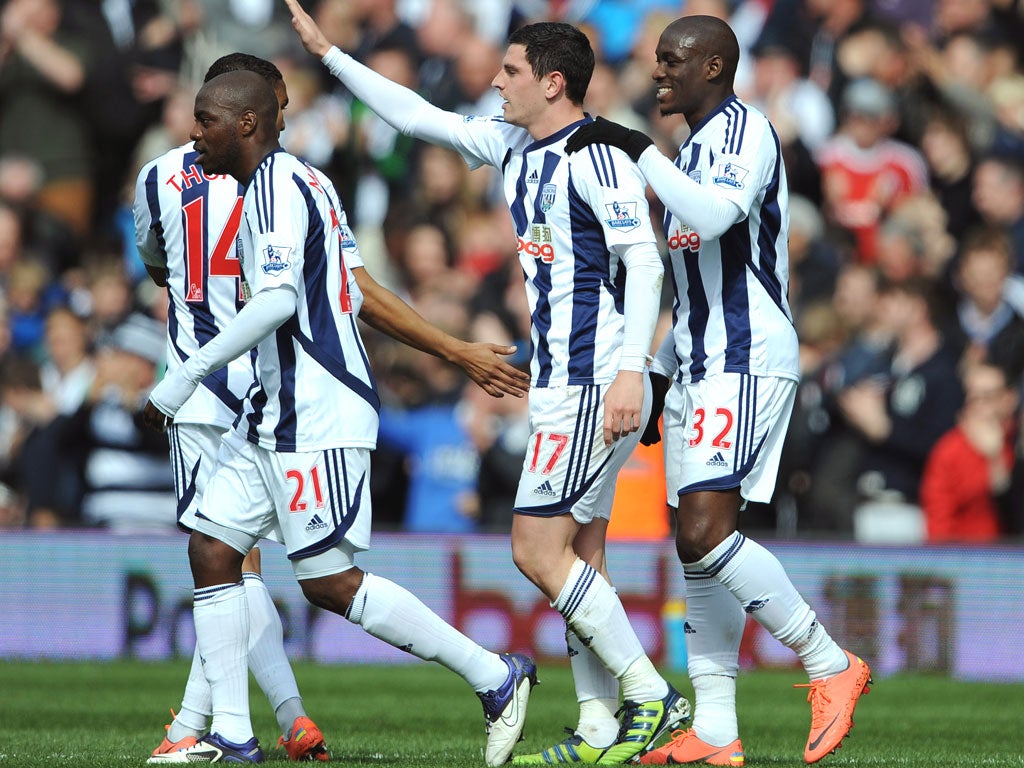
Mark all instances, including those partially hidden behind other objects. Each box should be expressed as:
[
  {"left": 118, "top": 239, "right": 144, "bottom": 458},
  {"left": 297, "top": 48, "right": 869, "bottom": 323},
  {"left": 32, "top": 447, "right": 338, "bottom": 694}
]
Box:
[
  {"left": 960, "top": 226, "right": 1013, "bottom": 266},
  {"left": 204, "top": 52, "right": 282, "bottom": 85},
  {"left": 507, "top": 22, "right": 594, "bottom": 106},
  {"left": 880, "top": 275, "right": 945, "bottom": 327}
]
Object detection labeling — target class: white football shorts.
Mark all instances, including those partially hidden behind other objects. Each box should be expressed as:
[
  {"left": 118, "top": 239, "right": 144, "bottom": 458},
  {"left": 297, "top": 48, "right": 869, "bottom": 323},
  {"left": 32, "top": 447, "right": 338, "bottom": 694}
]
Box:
[
  {"left": 168, "top": 422, "right": 227, "bottom": 532},
  {"left": 193, "top": 429, "right": 371, "bottom": 578},
  {"left": 663, "top": 372, "right": 796, "bottom": 506},
  {"left": 513, "top": 378, "right": 651, "bottom": 524}
]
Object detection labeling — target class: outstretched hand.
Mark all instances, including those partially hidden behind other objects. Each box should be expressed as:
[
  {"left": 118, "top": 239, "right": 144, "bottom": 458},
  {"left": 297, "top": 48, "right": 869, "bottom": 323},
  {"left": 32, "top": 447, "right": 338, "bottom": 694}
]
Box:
[
  {"left": 284, "top": 0, "right": 332, "bottom": 58},
  {"left": 454, "top": 342, "right": 531, "bottom": 398},
  {"left": 565, "top": 117, "right": 654, "bottom": 162}
]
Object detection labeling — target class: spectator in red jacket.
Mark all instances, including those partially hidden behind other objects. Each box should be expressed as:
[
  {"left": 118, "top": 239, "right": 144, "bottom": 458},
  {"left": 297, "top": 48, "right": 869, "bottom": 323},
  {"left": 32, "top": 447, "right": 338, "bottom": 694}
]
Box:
[
  {"left": 816, "top": 78, "right": 928, "bottom": 263},
  {"left": 920, "top": 361, "right": 1017, "bottom": 543}
]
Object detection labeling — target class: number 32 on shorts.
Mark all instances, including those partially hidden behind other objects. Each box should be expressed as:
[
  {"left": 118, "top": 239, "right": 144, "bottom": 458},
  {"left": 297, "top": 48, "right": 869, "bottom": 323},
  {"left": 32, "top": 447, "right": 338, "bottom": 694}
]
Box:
[{"left": 689, "top": 407, "right": 734, "bottom": 448}]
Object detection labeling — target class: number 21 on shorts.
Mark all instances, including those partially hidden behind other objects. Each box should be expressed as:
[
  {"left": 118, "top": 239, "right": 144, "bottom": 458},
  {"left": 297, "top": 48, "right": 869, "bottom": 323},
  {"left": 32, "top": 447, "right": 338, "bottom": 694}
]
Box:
[{"left": 287, "top": 465, "right": 326, "bottom": 512}]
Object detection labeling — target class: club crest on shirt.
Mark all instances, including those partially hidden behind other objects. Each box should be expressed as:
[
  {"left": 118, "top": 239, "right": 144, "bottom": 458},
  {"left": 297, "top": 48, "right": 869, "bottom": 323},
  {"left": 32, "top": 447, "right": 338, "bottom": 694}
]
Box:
[
  {"left": 540, "top": 183, "right": 557, "bottom": 212},
  {"left": 604, "top": 201, "right": 641, "bottom": 231},
  {"left": 688, "top": 170, "right": 702, "bottom": 183},
  {"left": 713, "top": 161, "right": 748, "bottom": 189},
  {"left": 261, "top": 245, "right": 292, "bottom": 274}
]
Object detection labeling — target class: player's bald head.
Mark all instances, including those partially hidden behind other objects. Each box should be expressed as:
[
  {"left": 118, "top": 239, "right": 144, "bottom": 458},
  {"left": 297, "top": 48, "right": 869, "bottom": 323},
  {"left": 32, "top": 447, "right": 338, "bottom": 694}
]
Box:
[
  {"left": 198, "top": 70, "right": 280, "bottom": 133},
  {"left": 663, "top": 15, "right": 739, "bottom": 85}
]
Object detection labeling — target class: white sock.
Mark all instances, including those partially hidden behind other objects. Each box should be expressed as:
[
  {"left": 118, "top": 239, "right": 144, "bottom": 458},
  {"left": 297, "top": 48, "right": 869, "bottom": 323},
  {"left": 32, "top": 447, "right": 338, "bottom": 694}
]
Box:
[
  {"left": 243, "top": 572, "right": 305, "bottom": 735},
  {"left": 346, "top": 572, "right": 507, "bottom": 692},
  {"left": 697, "top": 532, "right": 847, "bottom": 680},
  {"left": 681, "top": 569, "right": 744, "bottom": 745},
  {"left": 690, "top": 675, "right": 738, "bottom": 747},
  {"left": 168, "top": 649, "right": 210, "bottom": 742},
  {"left": 566, "top": 627, "right": 618, "bottom": 748},
  {"left": 194, "top": 582, "right": 252, "bottom": 744},
  {"left": 554, "top": 559, "right": 667, "bottom": 703}
]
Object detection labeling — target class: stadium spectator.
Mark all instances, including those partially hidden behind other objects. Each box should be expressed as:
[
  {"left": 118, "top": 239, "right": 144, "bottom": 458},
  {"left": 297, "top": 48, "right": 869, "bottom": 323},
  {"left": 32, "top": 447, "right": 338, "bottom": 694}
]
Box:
[
  {"left": 349, "top": 0, "right": 421, "bottom": 66},
  {"left": 971, "top": 154, "right": 1024, "bottom": 273},
  {"left": 12, "top": 306, "right": 96, "bottom": 527},
  {"left": 792, "top": 263, "right": 892, "bottom": 533},
  {"left": 838, "top": 277, "right": 963, "bottom": 505},
  {"left": 55, "top": 311, "right": 175, "bottom": 531},
  {"left": 832, "top": 20, "right": 932, "bottom": 147},
  {"left": 951, "top": 227, "right": 1024, "bottom": 372},
  {"left": 920, "top": 360, "right": 1016, "bottom": 543},
  {"left": 567, "top": 16, "right": 871, "bottom": 765},
  {"left": 276, "top": 62, "right": 350, "bottom": 170},
  {"left": 62, "top": 0, "right": 183, "bottom": 240},
  {"left": 143, "top": 67, "right": 535, "bottom": 766},
  {"left": 771, "top": 0, "right": 876, "bottom": 108},
  {"left": 920, "top": 109, "right": 983, "bottom": 241},
  {"left": 347, "top": 43, "right": 422, "bottom": 228},
  {"left": 5, "top": 258, "right": 55, "bottom": 355},
  {"left": 0, "top": 0, "right": 94, "bottom": 240},
  {"left": 453, "top": 36, "right": 505, "bottom": 116},
  {"left": 288, "top": 6, "right": 688, "bottom": 761},
  {"left": 415, "top": 0, "right": 478, "bottom": 111},
  {"left": 815, "top": 77, "right": 929, "bottom": 264},
  {"left": 744, "top": 31, "right": 831, "bottom": 205}
]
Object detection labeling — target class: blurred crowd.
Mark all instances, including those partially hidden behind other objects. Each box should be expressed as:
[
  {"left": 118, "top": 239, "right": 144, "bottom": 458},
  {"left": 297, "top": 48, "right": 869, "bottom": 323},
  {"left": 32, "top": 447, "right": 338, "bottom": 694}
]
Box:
[{"left": 2, "top": 0, "right": 1024, "bottom": 544}]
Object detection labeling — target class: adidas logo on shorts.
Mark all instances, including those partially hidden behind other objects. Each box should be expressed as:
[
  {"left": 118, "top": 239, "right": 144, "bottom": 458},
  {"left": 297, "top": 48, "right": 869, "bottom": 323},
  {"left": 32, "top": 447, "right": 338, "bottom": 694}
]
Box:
[
  {"left": 705, "top": 451, "right": 729, "bottom": 467},
  {"left": 533, "top": 480, "right": 557, "bottom": 497},
  {"left": 305, "top": 514, "right": 329, "bottom": 532}
]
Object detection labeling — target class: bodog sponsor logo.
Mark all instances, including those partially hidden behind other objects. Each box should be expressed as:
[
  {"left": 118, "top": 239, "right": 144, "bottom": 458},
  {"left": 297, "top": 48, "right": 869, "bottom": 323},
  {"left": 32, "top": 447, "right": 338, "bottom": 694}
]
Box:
[
  {"left": 518, "top": 223, "right": 556, "bottom": 263},
  {"left": 667, "top": 226, "right": 701, "bottom": 253}
]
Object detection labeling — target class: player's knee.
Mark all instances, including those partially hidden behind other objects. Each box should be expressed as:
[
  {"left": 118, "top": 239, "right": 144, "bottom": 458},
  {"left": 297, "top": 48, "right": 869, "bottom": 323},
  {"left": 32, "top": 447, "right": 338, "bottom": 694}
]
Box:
[
  {"left": 510, "top": 540, "right": 544, "bottom": 588},
  {"left": 674, "top": 530, "right": 711, "bottom": 564},
  {"left": 299, "top": 568, "right": 363, "bottom": 616},
  {"left": 673, "top": 515, "right": 720, "bottom": 562},
  {"left": 188, "top": 531, "right": 244, "bottom": 586}
]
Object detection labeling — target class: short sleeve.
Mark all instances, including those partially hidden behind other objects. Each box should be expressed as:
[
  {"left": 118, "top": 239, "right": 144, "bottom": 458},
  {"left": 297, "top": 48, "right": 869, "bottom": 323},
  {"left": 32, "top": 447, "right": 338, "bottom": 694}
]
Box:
[
  {"left": 245, "top": 172, "right": 310, "bottom": 296},
  {"left": 444, "top": 115, "right": 526, "bottom": 171},
  {"left": 571, "top": 144, "right": 658, "bottom": 249},
  {"left": 707, "top": 118, "right": 776, "bottom": 214},
  {"left": 133, "top": 161, "right": 165, "bottom": 269}
]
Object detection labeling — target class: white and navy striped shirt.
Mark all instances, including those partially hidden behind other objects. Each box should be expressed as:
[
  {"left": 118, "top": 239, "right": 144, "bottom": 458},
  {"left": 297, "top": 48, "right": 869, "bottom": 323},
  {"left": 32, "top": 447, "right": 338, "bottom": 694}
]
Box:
[
  {"left": 446, "top": 115, "right": 659, "bottom": 387},
  {"left": 650, "top": 96, "right": 799, "bottom": 384},
  {"left": 235, "top": 149, "right": 378, "bottom": 452},
  {"left": 134, "top": 143, "right": 255, "bottom": 430}
]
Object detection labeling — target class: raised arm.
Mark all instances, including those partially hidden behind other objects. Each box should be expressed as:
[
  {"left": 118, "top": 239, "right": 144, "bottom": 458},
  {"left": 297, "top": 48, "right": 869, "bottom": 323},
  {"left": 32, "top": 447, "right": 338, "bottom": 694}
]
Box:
[
  {"left": 353, "top": 267, "right": 529, "bottom": 398},
  {"left": 284, "top": 0, "right": 462, "bottom": 148}
]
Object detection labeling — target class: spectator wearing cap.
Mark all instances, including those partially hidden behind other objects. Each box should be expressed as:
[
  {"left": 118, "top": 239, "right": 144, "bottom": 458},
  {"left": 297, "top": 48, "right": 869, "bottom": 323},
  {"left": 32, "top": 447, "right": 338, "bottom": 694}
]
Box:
[
  {"left": 53, "top": 312, "right": 176, "bottom": 531},
  {"left": 816, "top": 77, "right": 928, "bottom": 264}
]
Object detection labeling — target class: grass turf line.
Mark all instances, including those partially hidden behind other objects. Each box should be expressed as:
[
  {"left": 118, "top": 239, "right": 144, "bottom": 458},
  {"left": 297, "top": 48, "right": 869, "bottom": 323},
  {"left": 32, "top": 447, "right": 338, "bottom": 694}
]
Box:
[{"left": 1, "top": 660, "right": 1022, "bottom": 767}]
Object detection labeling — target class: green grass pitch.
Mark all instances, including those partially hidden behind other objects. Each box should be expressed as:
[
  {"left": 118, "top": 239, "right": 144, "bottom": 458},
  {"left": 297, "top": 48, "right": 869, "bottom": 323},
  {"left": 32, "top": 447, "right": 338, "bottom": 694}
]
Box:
[{"left": 1, "top": 660, "right": 1022, "bottom": 766}]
